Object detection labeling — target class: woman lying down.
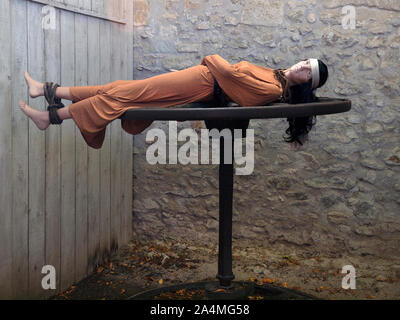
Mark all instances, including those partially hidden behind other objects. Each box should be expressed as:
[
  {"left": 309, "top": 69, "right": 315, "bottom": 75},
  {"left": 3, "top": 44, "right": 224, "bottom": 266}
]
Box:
[{"left": 19, "top": 54, "right": 328, "bottom": 150}]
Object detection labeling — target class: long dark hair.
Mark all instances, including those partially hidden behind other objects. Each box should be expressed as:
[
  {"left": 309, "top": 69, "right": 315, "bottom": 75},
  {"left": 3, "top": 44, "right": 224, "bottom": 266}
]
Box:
[{"left": 279, "top": 59, "right": 329, "bottom": 145}]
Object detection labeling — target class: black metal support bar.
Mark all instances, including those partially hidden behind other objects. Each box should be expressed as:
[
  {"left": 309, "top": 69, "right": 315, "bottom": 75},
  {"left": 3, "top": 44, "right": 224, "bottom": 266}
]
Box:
[
  {"left": 204, "top": 119, "right": 249, "bottom": 287},
  {"left": 203, "top": 119, "right": 249, "bottom": 287},
  {"left": 216, "top": 133, "right": 235, "bottom": 287}
]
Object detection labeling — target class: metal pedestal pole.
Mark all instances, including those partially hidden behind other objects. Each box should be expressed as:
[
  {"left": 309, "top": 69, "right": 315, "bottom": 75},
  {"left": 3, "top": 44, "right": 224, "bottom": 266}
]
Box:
[
  {"left": 216, "top": 134, "right": 235, "bottom": 287},
  {"left": 205, "top": 118, "right": 249, "bottom": 288}
]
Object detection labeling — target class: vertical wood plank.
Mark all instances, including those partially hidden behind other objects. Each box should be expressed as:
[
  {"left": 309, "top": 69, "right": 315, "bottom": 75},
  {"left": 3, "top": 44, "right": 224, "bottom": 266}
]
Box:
[
  {"left": 79, "top": 0, "right": 91, "bottom": 10},
  {"left": 87, "top": 14, "right": 101, "bottom": 274},
  {"left": 119, "top": 6, "right": 127, "bottom": 246},
  {"left": 92, "top": 0, "right": 104, "bottom": 15},
  {"left": 110, "top": 17, "right": 122, "bottom": 254},
  {"left": 64, "top": 0, "right": 79, "bottom": 7},
  {"left": 115, "top": 0, "right": 122, "bottom": 20},
  {"left": 27, "top": 1, "right": 46, "bottom": 298},
  {"left": 118, "top": 3, "right": 126, "bottom": 246},
  {"left": 44, "top": 4, "right": 62, "bottom": 297},
  {"left": 103, "top": 0, "right": 112, "bottom": 20},
  {"left": 132, "top": 0, "right": 138, "bottom": 240},
  {"left": 60, "top": 8, "right": 76, "bottom": 292},
  {"left": 74, "top": 11, "right": 89, "bottom": 282},
  {"left": 0, "top": 0, "right": 13, "bottom": 299},
  {"left": 99, "top": 17, "right": 112, "bottom": 262},
  {"left": 11, "top": 0, "right": 29, "bottom": 299},
  {"left": 121, "top": 0, "right": 126, "bottom": 21},
  {"left": 120, "top": 0, "right": 133, "bottom": 245},
  {"left": 125, "top": 0, "right": 133, "bottom": 243}
]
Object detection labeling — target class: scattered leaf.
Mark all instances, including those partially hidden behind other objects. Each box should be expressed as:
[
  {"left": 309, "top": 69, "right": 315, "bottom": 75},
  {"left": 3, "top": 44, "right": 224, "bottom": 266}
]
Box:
[
  {"left": 248, "top": 295, "right": 264, "bottom": 300},
  {"left": 263, "top": 278, "right": 274, "bottom": 284}
]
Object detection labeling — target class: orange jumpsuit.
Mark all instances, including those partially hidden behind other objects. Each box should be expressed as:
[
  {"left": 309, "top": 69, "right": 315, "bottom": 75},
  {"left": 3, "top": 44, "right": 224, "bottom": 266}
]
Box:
[{"left": 68, "top": 54, "right": 283, "bottom": 149}]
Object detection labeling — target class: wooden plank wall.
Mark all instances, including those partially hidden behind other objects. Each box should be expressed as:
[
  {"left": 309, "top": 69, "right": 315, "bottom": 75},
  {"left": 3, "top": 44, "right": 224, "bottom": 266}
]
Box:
[{"left": 0, "top": 0, "right": 133, "bottom": 299}]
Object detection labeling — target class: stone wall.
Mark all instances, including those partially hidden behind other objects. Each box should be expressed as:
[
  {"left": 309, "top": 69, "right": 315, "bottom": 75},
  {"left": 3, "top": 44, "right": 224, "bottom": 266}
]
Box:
[{"left": 131, "top": 0, "right": 400, "bottom": 258}]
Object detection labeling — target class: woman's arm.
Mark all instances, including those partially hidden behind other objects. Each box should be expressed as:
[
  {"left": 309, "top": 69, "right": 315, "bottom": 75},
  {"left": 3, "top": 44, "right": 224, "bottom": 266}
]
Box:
[
  {"left": 200, "top": 54, "right": 281, "bottom": 106},
  {"left": 200, "top": 54, "right": 238, "bottom": 77}
]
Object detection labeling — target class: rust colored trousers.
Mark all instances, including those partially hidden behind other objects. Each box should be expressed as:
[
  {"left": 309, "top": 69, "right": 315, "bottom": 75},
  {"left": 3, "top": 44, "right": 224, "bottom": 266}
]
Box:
[{"left": 68, "top": 65, "right": 215, "bottom": 149}]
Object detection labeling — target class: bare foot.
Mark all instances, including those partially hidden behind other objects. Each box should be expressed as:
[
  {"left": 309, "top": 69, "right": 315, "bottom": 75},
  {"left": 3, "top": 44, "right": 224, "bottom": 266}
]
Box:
[
  {"left": 19, "top": 100, "right": 50, "bottom": 130},
  {"left": 24, "top": 71, "right": 44, "bottom": 98}
]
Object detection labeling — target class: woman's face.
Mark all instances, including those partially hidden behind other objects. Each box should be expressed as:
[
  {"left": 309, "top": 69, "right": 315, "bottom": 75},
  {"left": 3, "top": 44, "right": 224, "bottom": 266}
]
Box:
[{"left": 289, "top": 59, "right": 312, "bottom": 85}]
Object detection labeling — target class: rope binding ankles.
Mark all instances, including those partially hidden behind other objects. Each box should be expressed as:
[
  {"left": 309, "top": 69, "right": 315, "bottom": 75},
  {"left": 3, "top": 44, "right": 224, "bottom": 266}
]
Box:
[{"left": 44, "top": 82, "right": 64, "bottom": 124}]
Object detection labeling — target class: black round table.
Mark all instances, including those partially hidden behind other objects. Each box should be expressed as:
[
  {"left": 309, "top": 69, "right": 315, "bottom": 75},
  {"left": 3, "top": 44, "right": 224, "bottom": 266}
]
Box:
[{"left": 121, "top": 97, "right": 351, "bottom": 299}]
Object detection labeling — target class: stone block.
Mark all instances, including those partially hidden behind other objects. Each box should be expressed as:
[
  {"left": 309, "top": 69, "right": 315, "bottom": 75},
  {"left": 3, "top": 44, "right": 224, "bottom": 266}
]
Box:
[
  {"left": 241, "top": 0, "right": 284, "bottom": 27},
  {"left": 134, "top": 0, "right": 149, "bottom": 26}
]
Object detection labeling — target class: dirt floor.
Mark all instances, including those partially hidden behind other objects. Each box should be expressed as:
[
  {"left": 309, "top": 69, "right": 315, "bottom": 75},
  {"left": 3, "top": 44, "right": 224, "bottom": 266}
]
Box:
[{"left": 49, "top": 238, "right": 400, "bottom": 300}]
